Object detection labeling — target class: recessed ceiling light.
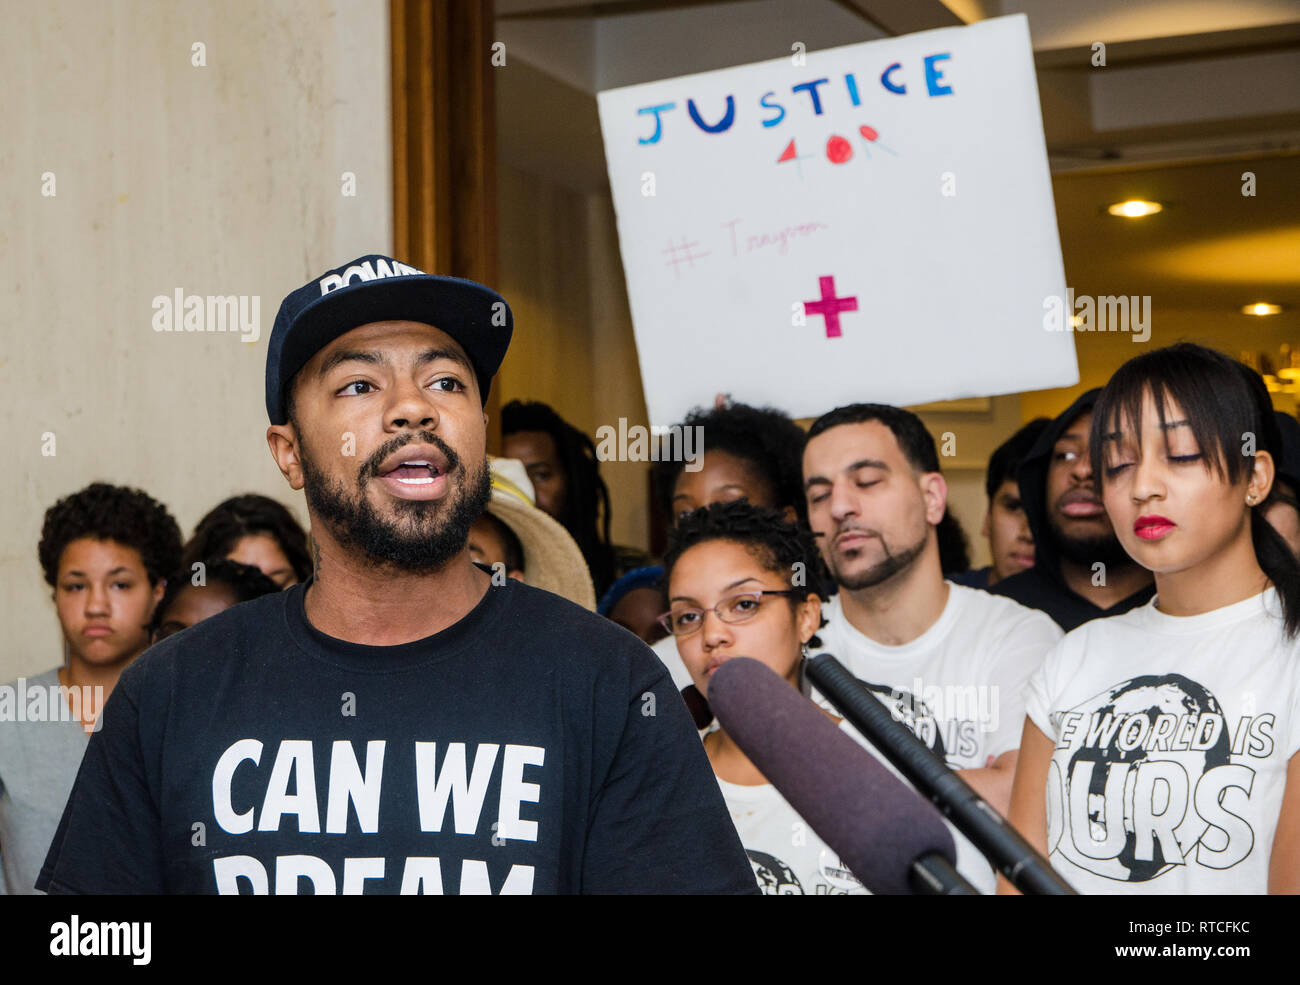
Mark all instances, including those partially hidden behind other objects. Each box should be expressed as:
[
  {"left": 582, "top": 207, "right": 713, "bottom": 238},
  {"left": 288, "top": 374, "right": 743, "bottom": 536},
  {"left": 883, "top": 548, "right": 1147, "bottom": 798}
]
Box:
[
  {"left": 1242, "top": 302, "right": 1283, "bottom": 316},
  {"left": 1107, "top": 200, "right": 1163, "bottom": 218}
]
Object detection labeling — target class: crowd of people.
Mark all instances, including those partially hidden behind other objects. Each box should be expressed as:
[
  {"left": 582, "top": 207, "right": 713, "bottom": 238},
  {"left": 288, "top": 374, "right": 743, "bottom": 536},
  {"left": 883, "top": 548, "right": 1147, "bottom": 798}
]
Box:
[{"left": 2, "top": 254, "right": 1297, "bottom": 896}]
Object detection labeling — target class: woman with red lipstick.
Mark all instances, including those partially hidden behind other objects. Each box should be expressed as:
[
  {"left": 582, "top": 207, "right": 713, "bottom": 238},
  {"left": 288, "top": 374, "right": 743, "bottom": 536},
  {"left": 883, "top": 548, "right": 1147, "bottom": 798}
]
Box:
[
  {"left": 661, "top": 500, "right": 866, "bottom": 894},
  {"left": 0, "top": 483, "right": 180, "bottom": 893},
  {"left": 1004, "top": 344, "right": 1300, "bottom": 894}
]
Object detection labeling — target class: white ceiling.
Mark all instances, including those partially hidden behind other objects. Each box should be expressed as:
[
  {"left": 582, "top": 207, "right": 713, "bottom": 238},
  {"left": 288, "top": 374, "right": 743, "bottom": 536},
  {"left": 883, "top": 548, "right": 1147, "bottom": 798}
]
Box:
[
  {"left": 497, "top": 0, "right": 1300, "bottom": 178},
  {"left": 497, "top": 0, "right": 885, "bottom": 93}
]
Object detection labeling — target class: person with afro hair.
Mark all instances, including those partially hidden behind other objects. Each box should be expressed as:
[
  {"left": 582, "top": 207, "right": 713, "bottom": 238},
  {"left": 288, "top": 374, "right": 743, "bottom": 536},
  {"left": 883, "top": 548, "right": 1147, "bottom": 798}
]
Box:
[
  {"left": 648, "top": 400, "right": 824, "bottom": 694},
  {"left": 1, "top": 482, "right": 180, "bottom": 894},
  {"left": 651, "top": 400, "right": 808, "bottom": 529}
]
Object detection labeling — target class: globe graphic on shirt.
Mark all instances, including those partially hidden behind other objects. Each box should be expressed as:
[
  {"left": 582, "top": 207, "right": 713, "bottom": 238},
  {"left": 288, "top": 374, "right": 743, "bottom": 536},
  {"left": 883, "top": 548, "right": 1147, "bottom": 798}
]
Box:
[
  {"left": 746, "top": 849, "right": 804, "bottom": 895},
  {"left": 857, "top": 679, "right": 946, "bottom": 761},
  {"left": 1058, "top": 674, "right": 1232, "bottom": 883}
]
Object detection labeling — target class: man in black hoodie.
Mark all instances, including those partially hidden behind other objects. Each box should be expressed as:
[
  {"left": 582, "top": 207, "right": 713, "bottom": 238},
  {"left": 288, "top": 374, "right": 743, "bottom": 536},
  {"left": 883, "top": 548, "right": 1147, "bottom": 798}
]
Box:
[{"left": 988, "top": 389, "right": 1154, "bottom": 631}]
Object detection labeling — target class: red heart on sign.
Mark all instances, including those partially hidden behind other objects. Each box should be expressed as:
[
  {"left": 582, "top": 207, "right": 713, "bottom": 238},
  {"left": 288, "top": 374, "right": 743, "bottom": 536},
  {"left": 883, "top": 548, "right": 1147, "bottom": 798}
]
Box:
[{"left": 859, "top": 125, "right": 879, "bottom": 141}]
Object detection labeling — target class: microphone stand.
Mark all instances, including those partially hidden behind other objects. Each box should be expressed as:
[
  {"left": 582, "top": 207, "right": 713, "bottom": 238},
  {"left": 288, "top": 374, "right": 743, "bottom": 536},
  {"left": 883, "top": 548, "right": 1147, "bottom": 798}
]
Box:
[
  {"left": 911, "top": 854, "right": 978, "bottom": 895},
  {"left": 806, "top": 653, "right": 1076, "bottom": 896}
]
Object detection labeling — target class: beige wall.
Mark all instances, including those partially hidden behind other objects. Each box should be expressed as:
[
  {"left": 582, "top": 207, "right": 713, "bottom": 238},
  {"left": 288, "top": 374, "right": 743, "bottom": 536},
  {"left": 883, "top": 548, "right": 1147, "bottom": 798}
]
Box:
[{"left": 1, "top": 1, "right": 392, "bottom": 683}]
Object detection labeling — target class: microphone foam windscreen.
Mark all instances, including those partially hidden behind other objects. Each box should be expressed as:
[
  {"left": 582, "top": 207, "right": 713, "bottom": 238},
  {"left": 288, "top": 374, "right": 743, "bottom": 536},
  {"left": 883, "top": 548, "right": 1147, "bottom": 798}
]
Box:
[{"left": 709, "top": 657, "right": 956, "bottom": 894}]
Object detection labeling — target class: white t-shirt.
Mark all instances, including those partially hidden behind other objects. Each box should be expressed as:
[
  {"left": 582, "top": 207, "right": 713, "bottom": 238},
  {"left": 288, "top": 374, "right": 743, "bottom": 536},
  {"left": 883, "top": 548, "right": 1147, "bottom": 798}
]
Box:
[
  {"left": 709, "top": 744, "right": 867, "bottom": 895},
  {"left": 812, "top": 584, "right": 1061, "bottom": 768},
  {"left": 1026, "top": 588, "right": 1300, "bottom": 895},
  {"left": 811, "top": 582, "right": 1063, "bottom": 893}
]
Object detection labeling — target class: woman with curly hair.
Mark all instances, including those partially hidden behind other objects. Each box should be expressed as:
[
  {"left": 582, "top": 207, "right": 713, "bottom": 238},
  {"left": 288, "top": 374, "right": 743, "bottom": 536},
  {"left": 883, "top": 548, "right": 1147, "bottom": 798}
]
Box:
[
  {"left": 651, "top": 400, "right": 809, "bottom": 527},
  {"left": 661, "top": 500, "right": 863, "bottom": 894},
  {"left": 649, "top": 401, "right": 824, "bottom": 693},
  {"left": 1, "top": 482, "right": 181, "bottom": 894}
]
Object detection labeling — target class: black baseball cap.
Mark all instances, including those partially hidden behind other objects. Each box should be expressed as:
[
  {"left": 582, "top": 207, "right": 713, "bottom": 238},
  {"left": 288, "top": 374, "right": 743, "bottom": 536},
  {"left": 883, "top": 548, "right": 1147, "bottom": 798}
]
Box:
[{"left": 265, "top": 255, "right": 513, "bottom": 425}]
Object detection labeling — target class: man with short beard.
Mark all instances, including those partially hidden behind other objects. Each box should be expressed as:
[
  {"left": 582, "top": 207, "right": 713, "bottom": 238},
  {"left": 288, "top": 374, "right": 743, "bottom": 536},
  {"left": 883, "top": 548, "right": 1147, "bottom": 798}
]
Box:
[
  {"left": 802, "top": 404, "right": 1061, "bottom": 894},
  {"left": 37, "top": 255, "right": 754, "bottom": 896},
  {"left": 989, "top": 390, "right": 1155, "bottom": 630}
]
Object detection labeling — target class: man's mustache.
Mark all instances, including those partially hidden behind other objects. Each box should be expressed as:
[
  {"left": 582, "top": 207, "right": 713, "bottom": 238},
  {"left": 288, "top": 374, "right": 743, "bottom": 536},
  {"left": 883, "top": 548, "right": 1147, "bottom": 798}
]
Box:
[
  {"left": 358, "top": 432, "right": 461, "bottom": 482},
  {"left": 830, "top": 525, "right": 882, "bottom": 546},
  {"left": 1055, "top": 487, "right": 1102, "bottom": 510}
]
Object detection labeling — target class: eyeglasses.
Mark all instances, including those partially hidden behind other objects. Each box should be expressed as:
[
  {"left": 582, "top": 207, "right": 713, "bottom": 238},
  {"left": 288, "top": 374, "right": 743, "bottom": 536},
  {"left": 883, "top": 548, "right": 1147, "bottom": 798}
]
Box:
[{"left": 657, "top": 590, "right": 798, "bottom": 637}]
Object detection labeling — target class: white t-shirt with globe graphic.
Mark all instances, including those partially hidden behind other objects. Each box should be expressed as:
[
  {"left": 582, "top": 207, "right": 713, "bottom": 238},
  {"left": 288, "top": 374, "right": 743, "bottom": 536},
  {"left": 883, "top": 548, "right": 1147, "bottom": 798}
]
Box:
[
  {"left": 1025, "top": 588, "right": 1300, "bottom": 894},
  {"left": 712, "top": 765, "right": 867, "bottom": 895}
]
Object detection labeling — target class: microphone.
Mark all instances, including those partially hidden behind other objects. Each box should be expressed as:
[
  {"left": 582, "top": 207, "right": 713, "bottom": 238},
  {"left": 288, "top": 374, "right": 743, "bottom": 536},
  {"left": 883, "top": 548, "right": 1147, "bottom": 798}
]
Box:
[
  {"left": 708, "top": 657, "right": 976, "bottom": 895},
  {"left": 804, "top": 653, "right": 1076, "bottom": 896}
]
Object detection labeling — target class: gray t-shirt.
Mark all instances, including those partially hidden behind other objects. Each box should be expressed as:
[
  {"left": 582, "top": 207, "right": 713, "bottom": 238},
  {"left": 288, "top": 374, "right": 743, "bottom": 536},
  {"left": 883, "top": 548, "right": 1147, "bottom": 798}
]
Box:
[{"left": 0, "top": 669, "right": 90, "bottom": 894}]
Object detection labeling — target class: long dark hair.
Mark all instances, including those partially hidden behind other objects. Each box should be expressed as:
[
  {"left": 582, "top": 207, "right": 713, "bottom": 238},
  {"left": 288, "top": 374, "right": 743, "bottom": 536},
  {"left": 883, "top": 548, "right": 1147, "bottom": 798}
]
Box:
[
  {"left": 183, "top": 494, "right": 313, "bottom": 585},
  {"left": 1089, "top": 342, "right": 1300, "bottom": 637},
  {"left": 501, "top": 400, "right": 617, "bottom": 594},
  {"left": 936, "top": 512, "right": 971, "bottom": 576}
]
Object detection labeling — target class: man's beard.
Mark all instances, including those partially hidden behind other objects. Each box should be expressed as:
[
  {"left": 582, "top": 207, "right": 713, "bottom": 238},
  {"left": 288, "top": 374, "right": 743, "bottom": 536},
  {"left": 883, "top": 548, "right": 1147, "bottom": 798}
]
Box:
[
  {"left": 1047, "top": 515, "right": 1134, "bottom": 569},
  {"left": 299, "top": 431, "right": 491, "bottom": 574},
  {"left": 827, "top": 527, "right": 929, "bottom": 591}
]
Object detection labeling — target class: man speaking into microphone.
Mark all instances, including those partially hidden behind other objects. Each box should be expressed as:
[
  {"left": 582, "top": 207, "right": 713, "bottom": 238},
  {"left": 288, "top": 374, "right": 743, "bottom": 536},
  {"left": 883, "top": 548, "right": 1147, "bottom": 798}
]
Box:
[{"left": 38, "top": 256, "right": 755, "bottom": 895}]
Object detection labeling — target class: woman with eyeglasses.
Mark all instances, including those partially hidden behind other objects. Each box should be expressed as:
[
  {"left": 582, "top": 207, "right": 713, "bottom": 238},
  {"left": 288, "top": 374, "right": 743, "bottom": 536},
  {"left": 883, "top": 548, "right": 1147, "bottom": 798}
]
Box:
[{"left": 661, "top": 500, "right": 866, "bottom": 894}]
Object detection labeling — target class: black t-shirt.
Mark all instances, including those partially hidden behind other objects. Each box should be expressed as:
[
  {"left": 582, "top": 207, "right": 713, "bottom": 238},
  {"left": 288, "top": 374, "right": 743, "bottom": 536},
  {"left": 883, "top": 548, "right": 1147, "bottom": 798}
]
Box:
[
  {"left": 989, "top": 566, "right": 1155, "bottom": 632},
  {"left": 37, "top": 578, "right": 756, "bottom": 895},
  {"left": 947, "top": 567, "right": 991, "bottom": 590}
]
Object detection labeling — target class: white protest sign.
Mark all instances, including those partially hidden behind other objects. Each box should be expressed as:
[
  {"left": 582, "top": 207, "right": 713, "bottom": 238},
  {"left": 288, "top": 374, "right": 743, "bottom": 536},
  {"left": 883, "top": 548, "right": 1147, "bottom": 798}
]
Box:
[{"left": 597, "top": 14, "right": 1077, "bottom": 425}]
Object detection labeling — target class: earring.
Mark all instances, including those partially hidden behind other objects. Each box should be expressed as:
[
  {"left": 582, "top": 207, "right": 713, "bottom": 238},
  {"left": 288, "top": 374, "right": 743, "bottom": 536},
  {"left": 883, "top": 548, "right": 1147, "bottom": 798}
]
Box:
[
  {"left": 1247, "top": 493, "right": 1257, "bottom": 506},
  {"left": 800, "top": 641, "right": 810, "bottom": 659}
]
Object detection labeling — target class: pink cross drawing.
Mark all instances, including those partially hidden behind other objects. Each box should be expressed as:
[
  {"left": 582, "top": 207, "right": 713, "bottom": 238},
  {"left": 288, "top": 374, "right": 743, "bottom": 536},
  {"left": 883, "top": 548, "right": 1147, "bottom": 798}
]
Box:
[{"left": 803, "top": 276, "right": 858, "bottom": 338}]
